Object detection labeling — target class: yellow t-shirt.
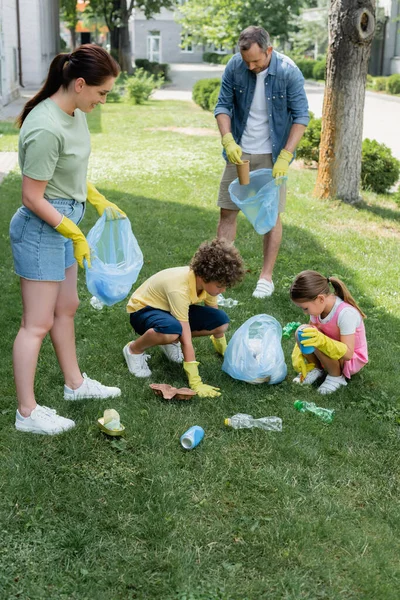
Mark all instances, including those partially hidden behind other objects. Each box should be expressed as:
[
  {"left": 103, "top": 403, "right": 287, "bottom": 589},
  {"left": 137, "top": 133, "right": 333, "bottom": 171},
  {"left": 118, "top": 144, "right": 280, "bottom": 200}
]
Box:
[{"left": 126, "top": 266, "right": 218, "bottom": 322}]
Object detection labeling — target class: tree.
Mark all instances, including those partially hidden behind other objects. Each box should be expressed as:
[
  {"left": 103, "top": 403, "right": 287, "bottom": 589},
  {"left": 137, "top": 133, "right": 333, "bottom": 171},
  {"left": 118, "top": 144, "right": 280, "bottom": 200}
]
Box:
[
  {"left": 314, "top": 0, "right": 376, "bottom": 203},
  {"left": 87, "top": 0, "right": 174, "bottom": 73},
  {"left": 60, "top": 0, "right": 79, "bottom": 49},
  {"left": 178, "top": 0, "right": 304, "bottom": 50}
]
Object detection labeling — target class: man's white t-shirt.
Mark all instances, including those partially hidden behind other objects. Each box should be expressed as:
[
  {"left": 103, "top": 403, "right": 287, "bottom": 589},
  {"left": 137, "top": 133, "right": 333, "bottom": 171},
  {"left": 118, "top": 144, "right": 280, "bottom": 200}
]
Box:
[{"left": 240, "top": 69, "right": 272, "bottom": 154}]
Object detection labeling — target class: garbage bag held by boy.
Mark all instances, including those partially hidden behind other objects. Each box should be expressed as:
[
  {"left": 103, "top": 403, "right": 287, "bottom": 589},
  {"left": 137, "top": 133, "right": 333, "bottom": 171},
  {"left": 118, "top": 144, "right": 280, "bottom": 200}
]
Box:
[{"left": 222, "top": 314, "right": 287, "bottom": 384}]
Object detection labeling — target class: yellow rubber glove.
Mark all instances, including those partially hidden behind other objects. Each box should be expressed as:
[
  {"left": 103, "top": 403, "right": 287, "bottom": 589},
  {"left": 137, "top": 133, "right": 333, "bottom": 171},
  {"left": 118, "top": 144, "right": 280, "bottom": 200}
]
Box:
[
  {"left": 221, "top": 133, "right": 243, "bottom": 164},
  {"left": 272, "top": 149, "right": 293, "bottom": 178},
  {"left": 87, "top": 181, "right": 126, "bottom": 220},
  {"left": 210, "top": 334, "right": 227, "bottom": 356},
  {"left": 55, "top": 216, "right": 91, "bottom": 268},
  {"left": 183, "top": 361, "right": 221, "bottom": 398},
  {"left": 301, "top": 327, "right": 347, "bottom": 360},
  {"left": 292, "top": 344, "right": 316, "bottom": 380}
]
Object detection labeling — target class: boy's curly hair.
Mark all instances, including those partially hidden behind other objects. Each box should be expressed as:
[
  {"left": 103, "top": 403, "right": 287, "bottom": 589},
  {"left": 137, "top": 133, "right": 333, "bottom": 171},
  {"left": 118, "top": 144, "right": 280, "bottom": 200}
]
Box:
[{"left": 190, "top": 238, "right": 245, "bottom": 288}]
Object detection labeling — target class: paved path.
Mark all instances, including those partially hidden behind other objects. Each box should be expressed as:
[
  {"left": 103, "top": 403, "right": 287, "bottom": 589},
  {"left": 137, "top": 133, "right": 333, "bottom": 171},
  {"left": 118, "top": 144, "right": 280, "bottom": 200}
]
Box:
[{"left": 305, "top": 81, "right": 400, "bottom": 159}]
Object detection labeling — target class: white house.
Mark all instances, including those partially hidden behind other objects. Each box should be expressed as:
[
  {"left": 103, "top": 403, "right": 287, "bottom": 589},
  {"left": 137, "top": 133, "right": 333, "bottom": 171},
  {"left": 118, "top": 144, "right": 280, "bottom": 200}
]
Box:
[
  {"left": 130, "top": 7, "right": 204, "bottom": 64},
  {"left": 0, "top": 0, "right": 60, "bottom": 107}
]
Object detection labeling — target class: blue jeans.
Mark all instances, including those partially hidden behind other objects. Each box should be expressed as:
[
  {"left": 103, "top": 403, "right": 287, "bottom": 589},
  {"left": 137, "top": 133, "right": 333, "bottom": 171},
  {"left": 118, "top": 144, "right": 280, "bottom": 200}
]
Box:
[{"left": 9, "top": 199, "right": 85, "bottom": 281}]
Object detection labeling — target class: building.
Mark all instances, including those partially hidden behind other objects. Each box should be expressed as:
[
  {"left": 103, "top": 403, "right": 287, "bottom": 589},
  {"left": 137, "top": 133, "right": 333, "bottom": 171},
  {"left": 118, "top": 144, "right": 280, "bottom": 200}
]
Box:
[
  {"left": 130, "top": 7, "right": 205, "bottom": 64},
  {"left": 0, "top": 0, "right": 59, "bottom": 107}
]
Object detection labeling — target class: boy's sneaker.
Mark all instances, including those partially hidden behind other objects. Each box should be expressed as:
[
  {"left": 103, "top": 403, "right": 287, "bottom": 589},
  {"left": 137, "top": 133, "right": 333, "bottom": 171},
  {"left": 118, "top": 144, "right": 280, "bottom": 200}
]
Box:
[
  {"left": 64, "top": 373, "right": 121, "bottom": 400},
  {"left": 123, "top": 344, "right": 152, "bottom": 377},
  {"left": 160, "top": 342, "right": 183, "bottom": 363},
  {"left": 15, "top": 405, "right": 75, "bottom": 435},
  {"left": 293, "top": 368, "right": 324, "bottom": 385},
  {"left": 318, "top": 374, "right": 347, "bottom": 395}
]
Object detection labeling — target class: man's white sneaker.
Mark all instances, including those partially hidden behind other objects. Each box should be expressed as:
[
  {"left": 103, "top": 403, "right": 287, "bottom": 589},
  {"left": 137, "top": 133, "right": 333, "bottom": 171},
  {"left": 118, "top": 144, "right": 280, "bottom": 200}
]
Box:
[
  {"left": 123, "top": 344, "right": 152, "bottom": 377},
  {"left": 293, "top": 368, "right": 324, "bottom": 385},
  {"left": 64, "top": 373, "right": 121, "bottom": 400},
  {"left": 318, "top": 374, "right": 347, "bottom": 395},
  {"left": 252, "top": 278, "right": 275, "bottom": 298},
  {"left": 160, "top": 342, "right": 184, "bottom": 363},
  {"left": 15, "top": 405, "right": 75, "bottom": 435}
]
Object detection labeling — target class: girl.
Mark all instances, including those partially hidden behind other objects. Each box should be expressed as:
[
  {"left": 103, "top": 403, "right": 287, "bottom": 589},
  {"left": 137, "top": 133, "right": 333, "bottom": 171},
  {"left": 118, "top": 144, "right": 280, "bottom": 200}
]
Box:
[
  {"left": 10, "top": 45, "right": 126, "bottom": 435},
  {"left": 290, "top": 270, "right": 368, "bottom": 395}
]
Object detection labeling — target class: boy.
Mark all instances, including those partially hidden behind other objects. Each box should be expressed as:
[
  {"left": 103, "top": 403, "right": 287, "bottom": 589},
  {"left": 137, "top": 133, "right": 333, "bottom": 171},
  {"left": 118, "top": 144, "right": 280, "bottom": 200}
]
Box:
[{"left": 123, "top": 239, "right": 245, "bottom": 397}]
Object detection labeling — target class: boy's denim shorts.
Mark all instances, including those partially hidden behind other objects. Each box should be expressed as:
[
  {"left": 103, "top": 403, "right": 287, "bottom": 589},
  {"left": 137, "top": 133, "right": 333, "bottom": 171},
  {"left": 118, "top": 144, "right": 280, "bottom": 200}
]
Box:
[
  {"left": 129, "top": 304, "right": 230, "bottom": 336},
  {"left": 9, "top": 198, "right": 85, "bottom": 281}
]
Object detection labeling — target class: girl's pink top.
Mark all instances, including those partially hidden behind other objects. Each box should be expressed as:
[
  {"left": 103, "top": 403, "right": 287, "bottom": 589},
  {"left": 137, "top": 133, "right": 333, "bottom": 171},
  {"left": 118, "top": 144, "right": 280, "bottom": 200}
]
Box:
[{"left": 310, "top": 300, "right": 368, "bottom": 378}]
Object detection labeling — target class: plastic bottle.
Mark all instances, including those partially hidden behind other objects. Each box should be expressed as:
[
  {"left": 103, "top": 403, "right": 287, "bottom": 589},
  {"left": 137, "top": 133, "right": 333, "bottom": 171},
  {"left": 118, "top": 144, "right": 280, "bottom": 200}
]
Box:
[
  {"left": 224, "top": 413, "right": 282, "bottom": 431},
  {"left": 217, "top": 294, "right": 238, "bottom": 308},
  {"left": 294, "top": 401, "right": 334, "bottom": 423},
  {"left": 90, "top": 295, "right": 105, "bottom": 310}
]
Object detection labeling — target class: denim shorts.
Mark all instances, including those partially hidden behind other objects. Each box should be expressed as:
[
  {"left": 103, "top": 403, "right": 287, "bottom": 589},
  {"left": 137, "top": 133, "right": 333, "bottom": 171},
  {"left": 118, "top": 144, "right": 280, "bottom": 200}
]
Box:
[
  {"left": 9, "top": 199, "right": 85, "bottom": 281},
  {"left": 129, "top": 304, "right": 230, "bottom": 336}
]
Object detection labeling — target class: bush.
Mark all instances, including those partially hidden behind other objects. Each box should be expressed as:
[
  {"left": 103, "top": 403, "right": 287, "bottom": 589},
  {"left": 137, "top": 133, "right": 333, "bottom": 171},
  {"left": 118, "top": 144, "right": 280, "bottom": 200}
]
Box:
[
  {"left": 295, "top": 59, "right": 317, "bottom": 80},
  {"left": 386, "top": 74, "right": 400, "bottom": 95},
  {"left": 220, "top": 53, "right": 234, "bottom": 65},
  {"left": 106, "top": 89, "right": 122, "bottom": 103},
  {"left": 208, "top": 86, "right": 220, "bottom": 111},
  {"left": 374, "top": 77, "right": 388, "bottom": 91},
  {"left": 361, "top": 138, "right": 400, "bottom": 194},
  {"left": 296, "top": 115, "right": 322, "bottom": 164},
  {"left": 126, "top": 68, "right": 163, "bottom": 104},
  {"left": 312, "top": 58, "right": 326, "bottom": 81},
  {"left": 203, "top": 52, "right": 222, "bottom": 64},
  {"left": 192, "top": 78, "right": 221, "bottom": 110},
  {"left": 134, "top": 59, "right": 170, "bottom": 81}
]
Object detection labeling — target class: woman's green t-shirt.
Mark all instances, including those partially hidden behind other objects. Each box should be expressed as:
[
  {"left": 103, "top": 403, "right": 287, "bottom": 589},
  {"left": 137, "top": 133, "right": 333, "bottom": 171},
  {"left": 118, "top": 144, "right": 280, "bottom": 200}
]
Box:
[{"left": 18, "top": 98, "right": 91, "bottom": 203}]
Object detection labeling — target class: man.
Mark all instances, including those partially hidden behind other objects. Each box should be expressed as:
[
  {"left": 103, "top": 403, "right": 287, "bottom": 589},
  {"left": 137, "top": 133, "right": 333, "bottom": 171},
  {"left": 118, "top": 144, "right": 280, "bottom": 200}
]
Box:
[{"left": 215, "top": 26, "right": 309, "bottom": 298}]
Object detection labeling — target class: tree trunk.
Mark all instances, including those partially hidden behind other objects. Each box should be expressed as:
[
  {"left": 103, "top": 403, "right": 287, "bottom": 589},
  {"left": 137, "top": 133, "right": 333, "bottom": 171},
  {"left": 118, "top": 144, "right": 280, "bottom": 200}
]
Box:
[
  {"left": 119, "top": 23, "right": 133, "bottom": 74},
  {"left": 69, "top": 26, "right": 77, "bottom": 50},
  {"left": 109, "top": 27, "right": 120, "bottom": 61},
  {"left": 314, "top": 0, "right": 375, "bottom": 203}
]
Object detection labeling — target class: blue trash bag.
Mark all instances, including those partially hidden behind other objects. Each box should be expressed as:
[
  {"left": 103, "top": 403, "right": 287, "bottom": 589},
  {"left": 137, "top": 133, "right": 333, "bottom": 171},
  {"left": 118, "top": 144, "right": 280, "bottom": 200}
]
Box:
[
  {"left": 228, "top": 168, "right": 287, "bottom": 235},
  {"left": 222, "top": 314, "right": 287, "bottom": 384},
  {"left": 85, "top": 212, "right": 143, "bottom": 306}
]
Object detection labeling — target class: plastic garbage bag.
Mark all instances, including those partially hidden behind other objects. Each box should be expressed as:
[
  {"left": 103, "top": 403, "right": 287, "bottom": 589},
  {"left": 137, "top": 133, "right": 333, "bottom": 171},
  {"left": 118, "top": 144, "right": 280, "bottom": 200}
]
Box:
[
  {"left": 222, "top": 314, "right": 287, "bottom": 384},
  {"left": 85, "top": 212, "right": 143, "bottom": 306},
  {"left": 228, "top": 168, "right": 287, "bottom": 234}
]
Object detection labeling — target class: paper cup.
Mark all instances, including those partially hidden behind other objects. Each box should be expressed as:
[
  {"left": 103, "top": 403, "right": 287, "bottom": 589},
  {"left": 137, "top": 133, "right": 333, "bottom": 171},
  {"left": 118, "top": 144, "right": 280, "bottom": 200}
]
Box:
[{"left": 236, "top": 160, "right": 250, "bottom": 185}]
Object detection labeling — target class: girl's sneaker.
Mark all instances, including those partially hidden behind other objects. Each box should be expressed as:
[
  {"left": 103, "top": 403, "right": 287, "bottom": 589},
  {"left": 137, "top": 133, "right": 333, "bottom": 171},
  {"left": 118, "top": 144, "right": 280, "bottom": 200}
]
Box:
[
  {"left": 123, "top": 344, "right": 152, "bottom": 377},
  {"left": 293, "top": 368, "right": 324, "bottom": 385},
  {"left": 318, "top": 374, "right": 347, "bottom": 395},
  {"left": 64, "top": 373, "right": 121, "bottom": 400},
  {"left": 15, "top": 405, "right": 75, "bottom": 435}
]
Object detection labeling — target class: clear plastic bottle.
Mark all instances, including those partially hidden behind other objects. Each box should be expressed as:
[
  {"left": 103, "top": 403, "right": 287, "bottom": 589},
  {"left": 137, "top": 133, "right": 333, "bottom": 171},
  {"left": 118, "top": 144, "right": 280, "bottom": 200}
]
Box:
[
  {"left": 217, "top": 294, "right": 238, "bottom": 308},
  {"left": 90, "top": 296, "right": 105, "bottom": 310},
  {"left": 224, "top": 413, "right": 282, "bottom": 431},
  {"left": 294, "top": 401, "right": 334, "bottom": 423}
]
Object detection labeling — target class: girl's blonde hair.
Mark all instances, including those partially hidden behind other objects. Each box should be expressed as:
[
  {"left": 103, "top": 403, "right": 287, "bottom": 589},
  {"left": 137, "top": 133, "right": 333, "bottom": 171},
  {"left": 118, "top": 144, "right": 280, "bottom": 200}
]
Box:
[{"left": 290, "top": 270, "right": 366, "bottom": 318}]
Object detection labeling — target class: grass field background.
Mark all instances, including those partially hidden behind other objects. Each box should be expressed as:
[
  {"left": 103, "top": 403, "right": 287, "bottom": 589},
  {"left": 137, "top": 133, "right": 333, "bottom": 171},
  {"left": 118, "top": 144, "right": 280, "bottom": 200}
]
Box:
[{"left": 0, "top": 100, "right": 399, "bottom": 599}]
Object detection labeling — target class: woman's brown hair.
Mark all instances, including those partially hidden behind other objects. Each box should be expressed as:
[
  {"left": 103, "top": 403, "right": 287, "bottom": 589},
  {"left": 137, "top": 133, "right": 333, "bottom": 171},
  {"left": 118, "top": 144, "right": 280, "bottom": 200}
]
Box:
[
  {"left": 17, "top": 44, "right": 120, "bottom": 127},
  {"left": 290, "top": 270, "right": 366, "bottom": 318}
]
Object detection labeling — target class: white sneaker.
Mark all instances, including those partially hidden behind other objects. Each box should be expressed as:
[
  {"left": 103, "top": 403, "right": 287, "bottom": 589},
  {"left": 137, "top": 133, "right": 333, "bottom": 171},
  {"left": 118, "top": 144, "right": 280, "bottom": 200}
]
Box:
[
  {"left": 318, "top": 374, "right": 347, "bottom": 395},
  {"left": 160, "top": 342, "right": 184, "bottom": 363},
  {"left": 15, "top": 405, "right": 75, "bottom": 435},
  {"left": 252, "top": 278, "right": 275, "bottom": 298},
  {"left": 123, "top": 343, "right": 152, "bottom": 377},
  {"left": 293, "top": 368, "right": 324, "bottom": 385},
  {"left": 64, "top": 373, "right": 121, "bottom": 400}
]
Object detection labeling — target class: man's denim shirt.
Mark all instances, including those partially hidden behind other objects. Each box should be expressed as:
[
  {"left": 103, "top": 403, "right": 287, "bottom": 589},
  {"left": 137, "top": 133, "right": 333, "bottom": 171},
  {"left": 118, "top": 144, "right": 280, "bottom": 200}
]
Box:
[{"left": 214, "top": 51, "right": 309, "bottom": 163}]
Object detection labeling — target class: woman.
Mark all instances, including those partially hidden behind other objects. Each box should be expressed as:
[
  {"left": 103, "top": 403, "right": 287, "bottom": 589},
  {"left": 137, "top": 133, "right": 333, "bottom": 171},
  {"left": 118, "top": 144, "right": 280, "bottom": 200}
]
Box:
[{"left": 10, "top": 45, "right": 125, "bottom": 435}]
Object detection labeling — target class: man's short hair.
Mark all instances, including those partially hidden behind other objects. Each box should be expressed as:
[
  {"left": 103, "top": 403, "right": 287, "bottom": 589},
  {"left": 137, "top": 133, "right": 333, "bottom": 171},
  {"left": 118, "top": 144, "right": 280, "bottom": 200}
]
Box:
[{"left": 238, "top": 26, "right": 271, "bottom": 52}]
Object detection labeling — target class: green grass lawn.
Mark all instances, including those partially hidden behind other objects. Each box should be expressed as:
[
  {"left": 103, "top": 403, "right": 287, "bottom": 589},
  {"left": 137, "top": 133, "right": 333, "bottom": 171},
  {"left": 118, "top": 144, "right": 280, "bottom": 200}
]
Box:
[{"left": 1, "top": 100, "right": 400, "bottom": 600}]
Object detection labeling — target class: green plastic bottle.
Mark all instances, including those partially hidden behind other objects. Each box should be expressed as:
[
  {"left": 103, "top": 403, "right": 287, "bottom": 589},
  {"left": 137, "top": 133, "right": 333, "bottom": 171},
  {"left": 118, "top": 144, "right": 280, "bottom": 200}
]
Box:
[{"left": 294, "top": 400, "right": 335, "bottom": 423}]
